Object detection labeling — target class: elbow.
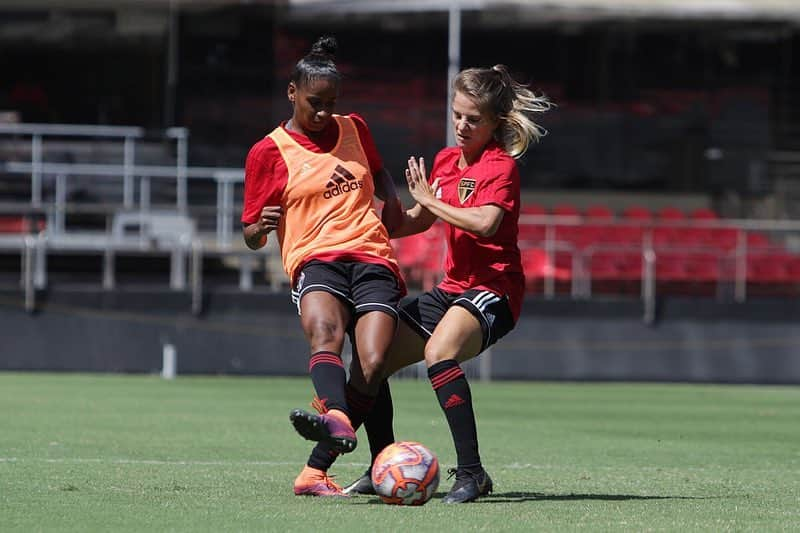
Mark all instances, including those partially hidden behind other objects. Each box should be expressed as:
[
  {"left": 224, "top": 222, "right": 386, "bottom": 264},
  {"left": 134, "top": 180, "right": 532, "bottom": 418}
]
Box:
[{"left": 475, "top": 222, "right": 499, "bottom": 238}]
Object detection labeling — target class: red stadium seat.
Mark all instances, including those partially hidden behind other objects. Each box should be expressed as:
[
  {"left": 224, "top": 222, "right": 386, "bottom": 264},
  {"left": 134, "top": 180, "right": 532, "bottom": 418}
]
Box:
[
  {"left": 518, "top": 223, "right": 546, "bottom": 244},
  {"left": 656, "top": 206, "right": 685, "bottom": 220},
  {"left": 554, "top": 224, "right": 583, "bottom": 246},
  {"left": 0, "top": 216, "right": 46, "bottom": 233},
  {"left": 787, "top": 257, "right": 800, "bottom": 285},
  {"left": 588, "top": 251, "right": 620, "bottom": 279},
  {"left": 609, "top": 252, "right": 644, "bottom": 292},
  {"left": 521, "top": 246, "right": 573, "bottom": 294},
  {"left": 552, "top": 204, "right": 580, "bottom": 217},
  {"left": 655, "top": 253, "right": 689, "bottom": 282},
  {"left": 0, "top": 216, "right": 29, "bottom": 233},
  {"left": 579, "top": 223, "right": 615, "bottom": 246},
  {"left": 587, "top": 251, "right": 622, "bottom": 294},
  {"left": 521, "top": 247, "right": 550, "bottom": 280},
  {"left": 584, "top": 205, "right": 614, "bottom": 219},
  {"left": 393, "top": 223, "right": 447, "bottom": 290},
  {"left": 690, "top": 207, "right": 718, "bottom": 220},
  {"left": 622, "top": 206, "right": 652, "bottom": 221},
  {"left": 707, "top": 227, "right": 739, "bottom": 250},
  {"left": 688, "top": 252, "right": 721, "bottom": 279},
  {"left": 746, "top": 253, "right": 796, "bottom": 295},
  {"left": 609, "top": 225, "right": 644, "bottom": 245},
  {"left": 746, "top": 232, "right": 770, "bottom": 250},
  {"left": 520, "top": 203, "right": 547, "bottom": 216},
  {"left": 519, "top": 205, "right": 547, "bottom": 245},
  {"left": 653, "top": 226, "right": 679, "bottom": 246}
]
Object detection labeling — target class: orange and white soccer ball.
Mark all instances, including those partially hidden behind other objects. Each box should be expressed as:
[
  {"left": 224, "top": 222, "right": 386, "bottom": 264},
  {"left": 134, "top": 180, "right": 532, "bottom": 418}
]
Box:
[{"left": 371, "top": 441, "right": 440, "bottom": 505}]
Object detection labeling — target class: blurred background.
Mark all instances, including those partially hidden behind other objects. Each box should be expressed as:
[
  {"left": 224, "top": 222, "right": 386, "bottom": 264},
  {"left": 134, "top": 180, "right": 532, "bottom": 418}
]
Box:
[{"left": 1, "top": 0, "right": 799, "bottom": 382}]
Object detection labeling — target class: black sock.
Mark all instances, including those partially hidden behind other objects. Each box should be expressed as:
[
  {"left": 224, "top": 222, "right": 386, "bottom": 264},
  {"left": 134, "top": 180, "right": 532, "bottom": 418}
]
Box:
[
  {"left": 307, "top": 383, "right": 376, "bottom": 471},
  {"left": 308, "top": 351, "right": 348, "bottom": 415},
  {"left": 364, "top": 379, "right": 395, "bottom": 468},
  {"left": 345, "top": 382, "right": 375, "bottom": 430},
  {"left": 307, "top": 442, "right": 339, "bottom": 471},
  {"left": 428, "top": 359, "right": 481, "bottom": 470}
]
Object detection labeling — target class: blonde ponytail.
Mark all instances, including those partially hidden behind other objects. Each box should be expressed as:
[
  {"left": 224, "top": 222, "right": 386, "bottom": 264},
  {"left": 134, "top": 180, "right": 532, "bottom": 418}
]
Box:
[{"left": 454, "top": 65, "right": 553, "bottom": 159}]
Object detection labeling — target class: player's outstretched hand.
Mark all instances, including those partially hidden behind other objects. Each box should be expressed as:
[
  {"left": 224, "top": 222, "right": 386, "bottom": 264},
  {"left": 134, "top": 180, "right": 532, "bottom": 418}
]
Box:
[{"left": 405, "top": 157, "right": 439, "bottom": 208}]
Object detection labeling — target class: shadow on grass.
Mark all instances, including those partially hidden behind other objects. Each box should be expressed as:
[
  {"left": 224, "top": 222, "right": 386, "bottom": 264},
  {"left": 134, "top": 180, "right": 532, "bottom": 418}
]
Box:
[
  {"left": 351, "top": 492, "right": 716, "bottom": 505},
  {"left": 480, "top": 491, "right": 717, "bottom": 503}
]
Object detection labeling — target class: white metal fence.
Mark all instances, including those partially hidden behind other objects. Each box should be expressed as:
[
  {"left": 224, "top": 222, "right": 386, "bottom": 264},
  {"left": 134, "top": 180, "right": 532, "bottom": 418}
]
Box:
[{"left": 3, "top": 123, "right": 800, "bottom": 323}]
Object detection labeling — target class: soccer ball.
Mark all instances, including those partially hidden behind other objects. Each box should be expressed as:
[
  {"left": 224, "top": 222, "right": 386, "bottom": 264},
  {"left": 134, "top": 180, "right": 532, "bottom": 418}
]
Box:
[{"left": 371, "top": 441, "right": 440, "bottom": 505}]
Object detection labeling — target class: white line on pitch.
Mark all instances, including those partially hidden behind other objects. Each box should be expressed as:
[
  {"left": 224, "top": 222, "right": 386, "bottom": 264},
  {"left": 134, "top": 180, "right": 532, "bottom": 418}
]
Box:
[{"left": 3, "top": 458, "right": 795, "bottom": 473}]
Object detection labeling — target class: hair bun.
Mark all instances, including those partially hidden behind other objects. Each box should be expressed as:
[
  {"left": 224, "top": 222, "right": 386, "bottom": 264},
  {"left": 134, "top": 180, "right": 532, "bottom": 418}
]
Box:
[{"left": 310, "top": 35, "right": 338, "bottom": 61}]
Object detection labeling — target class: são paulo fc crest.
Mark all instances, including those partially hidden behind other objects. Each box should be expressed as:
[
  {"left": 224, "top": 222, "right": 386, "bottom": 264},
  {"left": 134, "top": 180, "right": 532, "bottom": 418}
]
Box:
[{"left": 458, "top": 178, "right": 476, "bottom": 204}]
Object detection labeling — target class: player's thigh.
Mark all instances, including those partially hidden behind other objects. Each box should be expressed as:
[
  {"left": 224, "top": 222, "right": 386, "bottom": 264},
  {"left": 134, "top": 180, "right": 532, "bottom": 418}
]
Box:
[
  {"left": 425, "top": 306, "right": 483, "bottom": 365},
  {"left": 351, "top": 310, "right": 397, "bottom": 391},
  {"left": 299, "top": 290, "right": 351, "bottom": 350},
  {"left": 353, "top": 310, "right": 396, "bottom": 358},
  {"left": 382, "top": 319, "right": 427, "bottom": 377}
]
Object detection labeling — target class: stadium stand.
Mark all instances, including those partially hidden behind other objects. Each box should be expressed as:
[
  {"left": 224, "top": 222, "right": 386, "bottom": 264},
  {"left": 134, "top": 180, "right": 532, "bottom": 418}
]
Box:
[
  {"left": 515, "top": 202, "right": 799, "bottom": 299},
  {"left": 2, "top": 121, "right": 799, "bottom": 315}
]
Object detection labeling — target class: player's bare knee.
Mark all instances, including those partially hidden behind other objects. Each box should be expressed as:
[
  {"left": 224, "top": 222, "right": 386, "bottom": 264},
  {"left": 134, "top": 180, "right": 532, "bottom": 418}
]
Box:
[
  {"left": 423, "top": 343, "right": 455, "bottom": 367},
  {"left": 358, "top": 349, "right": 387, "bottom": 387},
  {"left": 304, "top": 317, "right": 346, "bottom": 352}
]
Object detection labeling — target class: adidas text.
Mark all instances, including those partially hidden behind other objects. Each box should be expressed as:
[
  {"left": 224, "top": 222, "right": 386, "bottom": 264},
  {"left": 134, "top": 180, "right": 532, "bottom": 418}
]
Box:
[{"left": 323, "top": 180, "right": 363, "bottom": 199}]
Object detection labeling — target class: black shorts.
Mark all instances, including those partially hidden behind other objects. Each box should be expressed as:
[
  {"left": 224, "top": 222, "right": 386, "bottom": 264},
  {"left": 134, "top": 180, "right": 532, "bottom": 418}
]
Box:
[
  {"left": 291, "top": 260, "right": 402, "bottom": 321},
  {"left": 399, "top": 287, "right": 516, "bottom": 353}
]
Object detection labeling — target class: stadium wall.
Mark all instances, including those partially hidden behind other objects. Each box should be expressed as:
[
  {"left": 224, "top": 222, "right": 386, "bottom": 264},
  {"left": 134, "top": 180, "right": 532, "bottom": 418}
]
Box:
[{"left": 1, "top": 289, "right": 798, "bottom": 384}]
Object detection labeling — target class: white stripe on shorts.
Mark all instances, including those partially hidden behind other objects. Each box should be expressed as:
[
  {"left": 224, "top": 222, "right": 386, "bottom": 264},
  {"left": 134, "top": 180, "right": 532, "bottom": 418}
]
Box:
[
  {"left": 454, "top": 290, "right": 500, "bottom": 350},
  {"left": 354, "top": 301, "right": 399, "bottom": 320},
  {"left": 291, "top": 283, "right": 353, "bottom": 315},
  {"left": 471, "top": 290, "right": 501, "bottom": 312}
]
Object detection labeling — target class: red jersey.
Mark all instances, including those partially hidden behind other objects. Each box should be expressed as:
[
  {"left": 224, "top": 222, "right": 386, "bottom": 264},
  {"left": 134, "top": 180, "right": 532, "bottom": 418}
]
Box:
[
  {"left": 242, "top": 114, "right": 404, "bottom": 291},
  {"left": 429, "top": 142, "right": 525, "bottom": 320}
]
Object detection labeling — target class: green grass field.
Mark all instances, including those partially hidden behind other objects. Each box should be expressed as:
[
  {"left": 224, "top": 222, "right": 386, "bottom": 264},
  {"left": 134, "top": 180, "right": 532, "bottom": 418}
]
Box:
[{"left": 1, "top": 373, "right": 799, "bottom": 531}]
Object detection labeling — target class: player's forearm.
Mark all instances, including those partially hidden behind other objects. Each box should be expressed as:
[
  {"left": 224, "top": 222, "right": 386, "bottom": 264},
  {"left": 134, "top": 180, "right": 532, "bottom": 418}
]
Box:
[
  {"left": 389, "top": 203, "right": 435, "bottom": 238},
  {"left": 420, "top": 199, "right": 500, "bottom": 238}
]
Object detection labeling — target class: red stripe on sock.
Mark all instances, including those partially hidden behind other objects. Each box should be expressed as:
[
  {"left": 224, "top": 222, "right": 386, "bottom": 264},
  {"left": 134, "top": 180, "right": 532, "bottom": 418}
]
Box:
[
  {"left": 309, "top": 355, "right": 342, "bottom": 368},
  {"left": 309, "top": 352, "right": 343, "bottom": 372},
  {"left": 430, "top": 366, "right": 465, "bottom": 390}
]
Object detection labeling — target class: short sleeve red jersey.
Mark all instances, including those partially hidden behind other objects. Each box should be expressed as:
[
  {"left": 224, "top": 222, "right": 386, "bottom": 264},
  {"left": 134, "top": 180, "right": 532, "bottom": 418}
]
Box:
[
  {"left": 242, "top": 114, "right": 404, "bottom": 292},
  {"left": 429, "top": 141, "right": 525, "bottom": 320}
]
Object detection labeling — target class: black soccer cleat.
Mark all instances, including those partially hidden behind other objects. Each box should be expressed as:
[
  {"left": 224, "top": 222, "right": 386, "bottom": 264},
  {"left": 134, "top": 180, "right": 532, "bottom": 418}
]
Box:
[
  {"left": 342, "top": 469, "right": 375, "bottom": 495},
  {"left": 289, "top": 408, "right": 357, "bottom": 454},
  {"left": 442, "top": 467, "right": 493, "bottom": 504}
]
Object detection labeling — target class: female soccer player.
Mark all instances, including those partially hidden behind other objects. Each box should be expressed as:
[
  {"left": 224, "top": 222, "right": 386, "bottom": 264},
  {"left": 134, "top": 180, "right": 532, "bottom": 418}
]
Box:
[
  {"left": 241, "top": 35, "right": 405, "bottom": 497},
  {"left": 340, "top": 64, "right": 552, "bottom": 503}
]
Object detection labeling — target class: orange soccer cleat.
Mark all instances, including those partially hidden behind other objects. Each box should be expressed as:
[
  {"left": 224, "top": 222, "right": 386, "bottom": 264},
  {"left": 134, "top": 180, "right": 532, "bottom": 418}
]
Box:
[
  {"left": 293, "top": 465, "right": 348, "bottom": 497},
  {"left": 289, "top": 408, "right": 357, "bottom": 454}
]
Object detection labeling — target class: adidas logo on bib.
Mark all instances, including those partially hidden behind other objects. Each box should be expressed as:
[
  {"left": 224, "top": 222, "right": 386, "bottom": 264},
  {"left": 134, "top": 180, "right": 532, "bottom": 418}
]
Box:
[{"left": 323, "top": 164, "right": 363, "bottom": 199}]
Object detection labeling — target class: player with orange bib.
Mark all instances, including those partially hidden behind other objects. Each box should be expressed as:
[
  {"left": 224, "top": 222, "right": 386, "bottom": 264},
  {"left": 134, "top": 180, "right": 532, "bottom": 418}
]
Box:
[{"left": 241, "top": 36, "right": 405, "bottom": 498}]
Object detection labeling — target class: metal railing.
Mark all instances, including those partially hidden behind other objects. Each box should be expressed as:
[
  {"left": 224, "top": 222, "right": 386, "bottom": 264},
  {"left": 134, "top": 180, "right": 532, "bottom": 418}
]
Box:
[
  {"left": 3, "top": 123, "right": 800, "bottom": 322},
  {"left": 3, "top": 161, "right": 243, "bottom": 246},
  {"left": 518, "top": 214, "right": 800, "bottom": 323},
  {"left": 0, "top": 122, "right": 268, "bottom": 314}
]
